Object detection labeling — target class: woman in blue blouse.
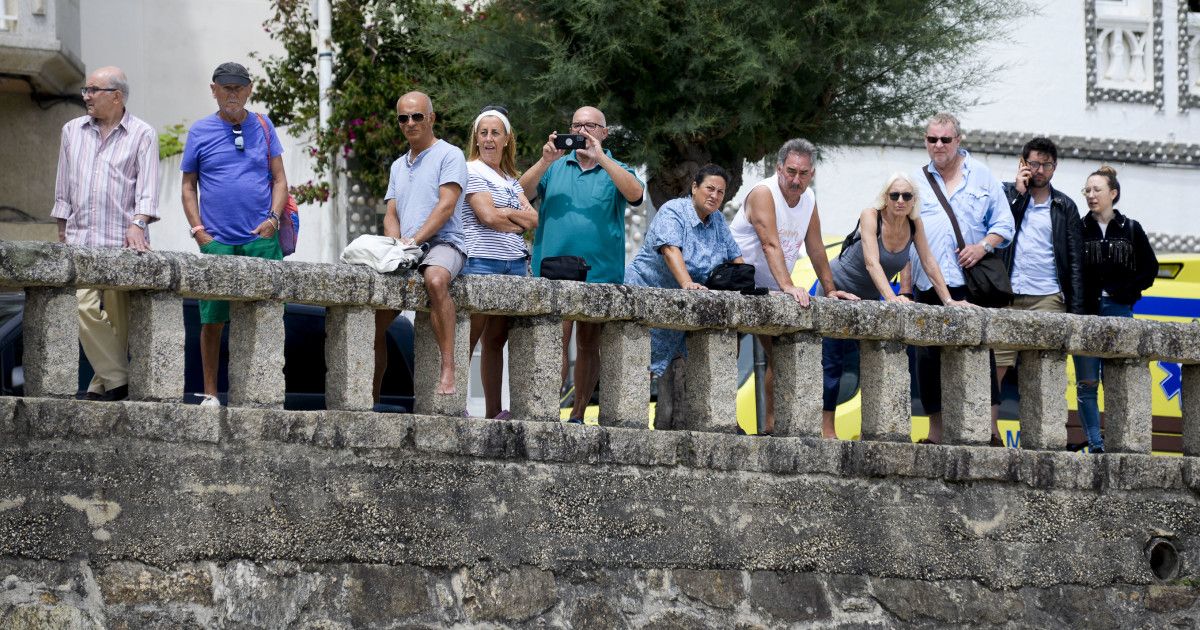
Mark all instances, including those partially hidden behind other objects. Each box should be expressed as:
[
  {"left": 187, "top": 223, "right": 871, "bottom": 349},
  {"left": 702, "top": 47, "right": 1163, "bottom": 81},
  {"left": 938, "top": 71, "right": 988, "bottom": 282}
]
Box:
[{"left": 625, "top": 164, "right": 744, "bottom": 376}]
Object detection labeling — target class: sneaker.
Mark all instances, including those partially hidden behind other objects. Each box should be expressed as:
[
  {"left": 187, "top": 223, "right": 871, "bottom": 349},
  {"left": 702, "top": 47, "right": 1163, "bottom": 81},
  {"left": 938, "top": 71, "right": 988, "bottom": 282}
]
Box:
[
  {"left": 564, "top": 417, "right": 584, "bottom": 425},
  {"left": 198, "top": 394, "right": 222, "bottom": 407},
  {"left": 493, "top": 410, "right": 513, "bottom": 421}
]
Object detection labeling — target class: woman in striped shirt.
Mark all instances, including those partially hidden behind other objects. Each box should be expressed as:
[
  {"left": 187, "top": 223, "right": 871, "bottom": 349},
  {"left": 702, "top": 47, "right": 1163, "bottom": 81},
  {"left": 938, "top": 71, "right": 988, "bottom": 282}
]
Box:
[{"left": 461, "top": 107, "right": 539, "bottom": 419}]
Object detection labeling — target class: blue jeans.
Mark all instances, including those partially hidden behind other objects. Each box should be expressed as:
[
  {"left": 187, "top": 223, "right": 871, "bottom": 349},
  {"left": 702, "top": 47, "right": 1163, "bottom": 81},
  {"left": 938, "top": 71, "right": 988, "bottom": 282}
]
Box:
[
  {"left": 1073, "top": 297, "right": 1134, "bottom": 451},
  {"left": 822, "top": 338, "right": 858, "bottom": 412},
  {"left": 463, "top": 256, "right": 529, "bottom": 277}
]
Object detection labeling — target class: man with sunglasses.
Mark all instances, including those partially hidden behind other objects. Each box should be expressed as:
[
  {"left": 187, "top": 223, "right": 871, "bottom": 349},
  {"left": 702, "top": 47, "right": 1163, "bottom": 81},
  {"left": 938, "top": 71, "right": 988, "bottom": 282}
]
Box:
[
  {"left": 181, "top": 61, "right": 289, "bottom": 407},
  {"left": 373, "top": 91, "right": 468, "bottom": 402},
  {"left": 993, "top": 137, "right": 1084, "bottom": 439},
  {"left": 51, "top": 66, "right": 159, "bottom": 402},
  {"left": 518, "top": 106, "right": 645, "bottom": 425},
  {"left": 908, "top": 112, "right": 1014, "bottom": 444}
]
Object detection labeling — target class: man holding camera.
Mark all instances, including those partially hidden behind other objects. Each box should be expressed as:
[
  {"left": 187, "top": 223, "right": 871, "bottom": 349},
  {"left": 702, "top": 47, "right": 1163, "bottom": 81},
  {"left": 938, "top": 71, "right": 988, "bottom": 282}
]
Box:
[{"left": 519, "top": 106, "right": 645, "bottom": 424}]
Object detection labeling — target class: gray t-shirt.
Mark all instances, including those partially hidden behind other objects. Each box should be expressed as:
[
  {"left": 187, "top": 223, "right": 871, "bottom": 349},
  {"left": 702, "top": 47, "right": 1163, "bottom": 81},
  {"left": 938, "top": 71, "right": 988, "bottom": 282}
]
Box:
[
  {"left": 821, "top": 222, "right": 912, "bottom": 300},
  {"left": 385, "top": 138, "right": 467, "bottom": 252}
]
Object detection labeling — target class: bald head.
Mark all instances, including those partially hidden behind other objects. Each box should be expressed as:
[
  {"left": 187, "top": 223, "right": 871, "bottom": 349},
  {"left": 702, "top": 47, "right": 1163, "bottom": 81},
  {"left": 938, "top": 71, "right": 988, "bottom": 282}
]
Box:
[
  {"left": 573, "top": 106, "right": 606, "bottom": 127},
  {"left": 89, "top": 66, "right": 129, "bottom": 101},
  {"left": 397, "top": 91, "right": 433, "bottom": 114}
]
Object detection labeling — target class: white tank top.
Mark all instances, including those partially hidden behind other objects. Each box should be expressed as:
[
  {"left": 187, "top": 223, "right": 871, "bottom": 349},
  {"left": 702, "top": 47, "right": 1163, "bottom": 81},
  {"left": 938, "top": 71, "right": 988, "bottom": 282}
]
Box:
[{"left": 729, "top": 176, "right": 816, "bottom": 290}]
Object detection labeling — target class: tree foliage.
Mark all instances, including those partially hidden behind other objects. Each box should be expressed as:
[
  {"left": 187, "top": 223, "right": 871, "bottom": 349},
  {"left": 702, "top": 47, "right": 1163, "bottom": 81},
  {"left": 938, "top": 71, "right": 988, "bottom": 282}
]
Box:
[{"left": 256, "top": 0, "right": 1019, "bottom": 204}]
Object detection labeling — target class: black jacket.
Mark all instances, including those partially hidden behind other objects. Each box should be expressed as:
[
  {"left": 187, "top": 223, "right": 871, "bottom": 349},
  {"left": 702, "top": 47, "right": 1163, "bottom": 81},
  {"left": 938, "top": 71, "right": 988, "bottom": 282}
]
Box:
[
  {"left": 1079, "top": 209, "right": 1158, "bottom": 313},
  {"left": 1000, "top": 183, "right": 1085, "bottom": 314}
]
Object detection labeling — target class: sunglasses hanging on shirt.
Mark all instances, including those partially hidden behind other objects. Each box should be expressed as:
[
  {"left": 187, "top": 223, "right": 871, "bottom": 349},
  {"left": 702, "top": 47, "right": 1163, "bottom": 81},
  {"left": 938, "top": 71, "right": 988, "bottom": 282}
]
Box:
[{"left": 232, "top": 123, "right": 244, "bottom": 151}]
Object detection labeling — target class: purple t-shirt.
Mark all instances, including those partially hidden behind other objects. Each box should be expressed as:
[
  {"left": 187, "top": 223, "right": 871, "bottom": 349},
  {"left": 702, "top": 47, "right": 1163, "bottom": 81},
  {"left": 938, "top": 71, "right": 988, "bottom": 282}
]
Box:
[{"left": 181, "top": 111, "right": 282, "bottom": 245}]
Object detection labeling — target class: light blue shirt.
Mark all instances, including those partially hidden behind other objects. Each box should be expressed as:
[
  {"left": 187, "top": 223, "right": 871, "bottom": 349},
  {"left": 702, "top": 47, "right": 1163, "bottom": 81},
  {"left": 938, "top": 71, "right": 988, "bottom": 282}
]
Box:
[
  {"left": 1010, "top": 196, "right": 1060, "bottom": 295},
  {"left": 385, "top": 138, "right": 467, "bottom": 252},
  {"left": 910, "top": 149, "right": 1015, "bottom": 291},
  {"left": 625, "top": 196, "right": 742, "bottom": 375}
]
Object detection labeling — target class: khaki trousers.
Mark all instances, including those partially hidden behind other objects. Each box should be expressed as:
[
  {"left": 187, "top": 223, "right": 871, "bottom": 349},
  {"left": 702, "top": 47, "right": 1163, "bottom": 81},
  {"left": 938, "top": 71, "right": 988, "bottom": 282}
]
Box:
[
  {"left": 76, "top": 288, "right": 130, "bottom": 394},
  {"left": 994, "top": 293, "right": 1065, "bottom": 367}
]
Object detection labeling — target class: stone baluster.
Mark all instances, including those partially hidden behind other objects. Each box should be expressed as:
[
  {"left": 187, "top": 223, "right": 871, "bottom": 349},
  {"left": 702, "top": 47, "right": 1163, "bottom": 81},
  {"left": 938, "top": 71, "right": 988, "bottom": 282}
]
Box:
[
  {"left": 227, "top": 301, "right": 286, "bottom": 409},
  {"left": 1016, "top": 350, "right": 1068, "bottom": 450},
  {"left": 507, "top": 315, "right": 562, "bottom": 422},
  {"left": 1101, "top": 358, "right": 1152, "bottom": 454},
  {"left": 1182, "top": 364, "right": 1200, "bottom": 457},
  {"left": 324, "top": 305, "right": 375, "bottom": 411},
  {"left": 22, "top": 287, "right": 78, "bottom": 398},
  {"left": 858, "top": 340, "right": 910, "bottom": 442},
  {"left": 769, "top": 332, "right": 823, "bottom": 437},
  {"left": 128, "top": 291, "right": 185, "bottom": 402},
  {"left": 598, "top": 321, "right": 650, "bottom": 429},
  {"left": 684, "top": 329, "right": 738, "bottom": 433},
  {"left": 413, "top": 311, "right": 470, "bottom": 416},
  {"left": 939, "top": 346, "right": 991, "bottom": 446}
]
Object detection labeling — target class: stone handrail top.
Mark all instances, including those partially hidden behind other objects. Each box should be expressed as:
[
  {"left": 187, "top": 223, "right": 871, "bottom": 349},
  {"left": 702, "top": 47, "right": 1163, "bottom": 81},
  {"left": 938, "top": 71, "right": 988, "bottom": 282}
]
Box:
[{"left": 1, "top": 241, "right": 1195, "bottom": 361}]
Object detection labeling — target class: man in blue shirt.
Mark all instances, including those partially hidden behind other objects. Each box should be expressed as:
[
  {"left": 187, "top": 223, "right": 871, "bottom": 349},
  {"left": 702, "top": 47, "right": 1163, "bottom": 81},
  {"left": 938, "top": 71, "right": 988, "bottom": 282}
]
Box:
[
  {"left": 182, "top": 62, "right": 289, "bottom": 407},
  {"left": 374, "top": 92, "right": 468, "bottom": 399},
  {"left": 908, "top": 112, "right": 1015, "bottom": 444},
  {"left": 996, "top": 137, "right": 1084, "bottom": 441},
  {"left": 518, "top": 106, "right": 645, "bottom": 424}
]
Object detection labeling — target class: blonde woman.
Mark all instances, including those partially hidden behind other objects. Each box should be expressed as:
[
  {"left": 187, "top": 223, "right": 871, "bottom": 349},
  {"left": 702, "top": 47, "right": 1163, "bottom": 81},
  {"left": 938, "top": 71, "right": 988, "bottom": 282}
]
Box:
[
  {"left": 460, "top": 106, "right": 538, "bottom": 419},
  {"left": 820, "top": 173, "right": 968, "bottom": 438}
]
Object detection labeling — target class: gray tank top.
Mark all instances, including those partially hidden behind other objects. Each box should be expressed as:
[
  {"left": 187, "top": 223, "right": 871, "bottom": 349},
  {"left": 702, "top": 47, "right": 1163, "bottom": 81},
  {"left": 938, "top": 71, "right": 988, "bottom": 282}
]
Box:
[{"left": 822, "top": 231, "right": 912, "bottom": 300}]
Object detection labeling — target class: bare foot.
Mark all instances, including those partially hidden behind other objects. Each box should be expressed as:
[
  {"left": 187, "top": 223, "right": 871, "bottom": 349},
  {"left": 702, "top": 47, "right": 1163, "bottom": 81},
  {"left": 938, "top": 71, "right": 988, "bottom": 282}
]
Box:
[{"left": 436, "top": 366, "right": 455, "bottom": 395}]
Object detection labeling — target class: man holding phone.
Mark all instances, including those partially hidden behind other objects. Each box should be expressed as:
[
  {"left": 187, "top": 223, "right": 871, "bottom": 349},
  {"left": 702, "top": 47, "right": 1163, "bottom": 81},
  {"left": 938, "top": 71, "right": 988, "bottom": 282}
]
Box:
[{"left": 519, "top": 106, "right": 645, "bottom": 424}]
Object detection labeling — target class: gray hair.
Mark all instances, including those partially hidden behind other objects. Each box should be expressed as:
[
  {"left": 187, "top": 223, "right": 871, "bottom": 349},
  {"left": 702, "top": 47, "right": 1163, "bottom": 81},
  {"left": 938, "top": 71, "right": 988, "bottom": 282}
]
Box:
[
  {"left": 776, "top": 138, "right": 817, "bottom": 164},
  {"left": 109, "top": 74, "right": 130, "bottom": 100},
  {"left": 926, "top": 112, "right": 961, "bottom": 137}
]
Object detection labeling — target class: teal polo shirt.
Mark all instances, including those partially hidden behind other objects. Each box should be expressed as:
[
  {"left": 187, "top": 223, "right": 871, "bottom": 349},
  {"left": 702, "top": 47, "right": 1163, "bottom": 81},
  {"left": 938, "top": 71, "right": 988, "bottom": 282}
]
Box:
[{"left": 532, "top": 150, "right": 643, "bottom": 284}]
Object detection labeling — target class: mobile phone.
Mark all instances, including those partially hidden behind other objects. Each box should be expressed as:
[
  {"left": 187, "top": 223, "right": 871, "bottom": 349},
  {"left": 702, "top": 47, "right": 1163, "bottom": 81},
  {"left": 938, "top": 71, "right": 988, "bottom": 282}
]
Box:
[{"left": 553, "top": 134, "right": 587, "bottom": 150}]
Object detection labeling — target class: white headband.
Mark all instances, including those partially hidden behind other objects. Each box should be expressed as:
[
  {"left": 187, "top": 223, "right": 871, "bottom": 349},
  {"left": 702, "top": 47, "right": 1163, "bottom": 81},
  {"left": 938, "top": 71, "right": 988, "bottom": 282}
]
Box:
[{"left": 473, "top": 109, "right": 512, "bottom": 134}]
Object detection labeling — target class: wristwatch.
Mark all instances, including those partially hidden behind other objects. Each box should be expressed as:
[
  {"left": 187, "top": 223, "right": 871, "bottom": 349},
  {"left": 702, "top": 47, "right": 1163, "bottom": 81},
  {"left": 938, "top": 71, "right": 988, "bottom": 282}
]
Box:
[
  {"left": 980, "top": 241, "right": 995, "bottom": 254},
  {"left": 131, "top": 218, "right": 148, "bottom": 231}
]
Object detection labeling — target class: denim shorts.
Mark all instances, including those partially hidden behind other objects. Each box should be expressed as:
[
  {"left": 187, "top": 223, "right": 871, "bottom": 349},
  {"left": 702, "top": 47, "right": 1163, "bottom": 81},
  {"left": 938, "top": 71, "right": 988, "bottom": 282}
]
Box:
[{"left": 463, "top": 257, "right": 529, "bottom": 277}]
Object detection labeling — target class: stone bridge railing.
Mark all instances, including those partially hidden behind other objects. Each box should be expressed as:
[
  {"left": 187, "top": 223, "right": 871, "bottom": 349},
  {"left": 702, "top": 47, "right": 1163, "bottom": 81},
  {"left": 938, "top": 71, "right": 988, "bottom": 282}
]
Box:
[{"left": 2, "top": 241, "right": 1197, "bottom": 455}]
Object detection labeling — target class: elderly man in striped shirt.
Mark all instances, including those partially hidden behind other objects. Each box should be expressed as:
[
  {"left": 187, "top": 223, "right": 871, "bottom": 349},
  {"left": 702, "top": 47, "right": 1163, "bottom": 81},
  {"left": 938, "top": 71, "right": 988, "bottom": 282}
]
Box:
[{"left": 51, "top": 65, "right": 159, "bottom": 401}]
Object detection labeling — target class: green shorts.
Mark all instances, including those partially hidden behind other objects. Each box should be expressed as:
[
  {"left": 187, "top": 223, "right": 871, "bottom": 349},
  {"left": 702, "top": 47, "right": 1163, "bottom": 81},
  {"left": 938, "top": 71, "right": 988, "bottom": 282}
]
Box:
[{"left": 198, "top": 236, "right": 283, "bottom": 324}]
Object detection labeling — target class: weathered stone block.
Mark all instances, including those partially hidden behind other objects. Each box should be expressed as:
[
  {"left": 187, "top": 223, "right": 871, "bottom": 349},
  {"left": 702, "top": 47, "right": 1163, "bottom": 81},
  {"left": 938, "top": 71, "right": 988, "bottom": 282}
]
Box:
[
  {"left": 98, "top": 561, "right": 212, "bottom": 606},
  {"left": 983, "top": 309, "right": 1073, "bottom": 350},
  {"left": 227, "top": 301, "right": 286, "bottom": 408},
  {"left": 730, "top": 293, "right": 814, "bottom": 334},
  {"left": 770, "top": 332, "right": 823, "bottom": 437},
  {"left": 1103, "top": 358, "right": 1152, "bottom": 454},
  {"left": 340, "top": 564, "right": 433, "bottom": 622},
  {"left": 858, "top": 340, "right": 910, "bottom": 442},
  {"left": 675, "top": 568, "right": 745, "bottom": 609},
  {"left": 20, "top": 397, "right": 121, "bottom": 438},
  {"left": 900, "top": 302, "right": 983, "bottom": 346},
  {"left": 22, "top": 287, "right": 78, "bottom": 398},
  {"left": 1018, "top": 350, "right": 1068, "bottom": 450},
  {"left": 550, "top": 280, "right": 642, "bottom": 323},
  {"left": 70, "top": 247, "right": 179, "bottom": 291},
  {"left": 455, "top": 273, "right": 555, "bottom": 316},
  {"left": 1183, "top": 364, "right": 1200, "bottom": 457},
  {"left": 324, "top": 305, "right": 374, "bottom": 411},
  {"left": 640, "top": 286, "right": 737, "bottom": 331},
  {"left": 507, "top": 315, "right": 562, "bottom": 422},
  {"left": 599, "top": 321, "right": 651, "bottom": 429},
  {"left": 683, "top": 329, "right": 738, "bottom": 433},
  {"left": 127, "top": 291, "right": 185, "bottom": 402},
  {"left": 0, "top": 241, "right": 74, "bottom": 288},
  {"left": 463, "top": 566, "right": 558, "bottom": 622},
  {"left": 750, "top": 572, "right": 833, "bottom": 623},
  {"left": 122, "top": 401, "right": 221, "bottom": 443},
  {"left": 940, "top": 346, "right": 991, "bottom": 446},
  {"left": 1138, "top": 320, "right": 1200, "bottom": 363},
  {"left": 276, "top": 261, "right": 375, "bottom": 305},
  {"left": 369, "top": 270, "right": 426, "bottom": 310},
  {"left": 1065, "top": 314, "right": 1143, "bottom": 358},
  {"left": 0, "top": 396, "right": 18, "bottom": 442},
  {"left": 413, "top": 310, "right": 470, "bottom": 416},
  {"left": 812, "top": 298, "right": 902, "bottom": 340},
  {"left": 177, "top": 253, "right": 283, "bottom": 300}
]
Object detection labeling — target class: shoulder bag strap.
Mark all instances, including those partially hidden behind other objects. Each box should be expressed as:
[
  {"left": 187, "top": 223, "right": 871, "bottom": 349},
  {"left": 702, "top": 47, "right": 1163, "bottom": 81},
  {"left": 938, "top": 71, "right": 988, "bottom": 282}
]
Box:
[
  {"left": 923, "top": 166, "right": 966, "bottom": 250},
  {"left": 255, "top": 113, "right": 274, "bottom": 181}
]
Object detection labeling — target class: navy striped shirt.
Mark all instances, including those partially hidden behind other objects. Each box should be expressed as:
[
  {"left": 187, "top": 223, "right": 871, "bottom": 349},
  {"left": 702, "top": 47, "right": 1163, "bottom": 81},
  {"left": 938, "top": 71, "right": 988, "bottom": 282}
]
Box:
[{"left": 461, "top": 160, "right": 529, "bottom": 260}]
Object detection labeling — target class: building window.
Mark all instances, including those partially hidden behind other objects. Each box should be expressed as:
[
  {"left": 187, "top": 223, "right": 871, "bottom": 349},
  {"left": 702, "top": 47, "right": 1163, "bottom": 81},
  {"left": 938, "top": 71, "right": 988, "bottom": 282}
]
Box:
[
  {"left": 1086, "top": 0, "right": 1165, "bottom": 110},
  {"left": 0, "top": 0, "right": 16, "bottom": 32}
]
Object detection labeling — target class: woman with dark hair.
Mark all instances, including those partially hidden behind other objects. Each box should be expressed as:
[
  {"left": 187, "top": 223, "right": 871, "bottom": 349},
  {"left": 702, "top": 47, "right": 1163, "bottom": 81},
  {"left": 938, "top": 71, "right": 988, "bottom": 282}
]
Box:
[
  {"left": 460, "top": 106, "right": 538, "bottom": 420},
  {"left": 1074, "top": 165, "right": 1157, "bottom": 453},
  {"left": 625, "top": 164, "right": 744, "bottom": 377}
]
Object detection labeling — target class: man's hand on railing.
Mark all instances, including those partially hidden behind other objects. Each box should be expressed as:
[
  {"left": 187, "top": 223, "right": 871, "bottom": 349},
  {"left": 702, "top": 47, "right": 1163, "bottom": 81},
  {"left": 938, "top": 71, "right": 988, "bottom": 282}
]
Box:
[
  {"left": 826, "top": 290, "right": 861, "bottom": 301},
  {"left": 781, "top": 286, "right": 810, "bottom": 307}
]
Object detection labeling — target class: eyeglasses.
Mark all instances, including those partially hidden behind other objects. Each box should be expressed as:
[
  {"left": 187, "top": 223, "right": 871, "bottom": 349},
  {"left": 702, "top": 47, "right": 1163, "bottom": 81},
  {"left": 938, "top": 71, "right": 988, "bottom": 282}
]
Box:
[
  {"left": 888, "top": 192, "right": 914, "bottom": 201},
  {"left": 81, "top": 87, "right": 118, "bottom": 97},
  {"left": 1081, "top": 186, "right": 1107, "bottom": 195},
  {"left": 1027, "top": 160, "right": 1056, "bottom": 171},
  {"left": 397, "top": 112, "right": 428, "bottom": 124},
  {"left": 925, "top": 136, "right": 957, "bottom": 145},
  {"left": 570, "top": 122, "right": 605, "bottom": 132},
  {"left": 232, "top": 123, "right": 244, "bottom": 151}
]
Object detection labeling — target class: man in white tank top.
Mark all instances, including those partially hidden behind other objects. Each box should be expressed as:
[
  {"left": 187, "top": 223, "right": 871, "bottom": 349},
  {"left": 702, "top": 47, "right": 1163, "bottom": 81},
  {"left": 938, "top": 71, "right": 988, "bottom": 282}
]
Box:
[{"left": 730, "top": 138, "right": 857, "bottom": 434}]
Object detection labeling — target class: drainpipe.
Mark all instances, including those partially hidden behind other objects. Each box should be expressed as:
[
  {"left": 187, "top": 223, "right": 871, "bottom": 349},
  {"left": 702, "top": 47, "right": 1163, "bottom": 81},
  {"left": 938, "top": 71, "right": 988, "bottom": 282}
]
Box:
[{"left": 316, "top": 0, "right": 344, "bottom": 263}]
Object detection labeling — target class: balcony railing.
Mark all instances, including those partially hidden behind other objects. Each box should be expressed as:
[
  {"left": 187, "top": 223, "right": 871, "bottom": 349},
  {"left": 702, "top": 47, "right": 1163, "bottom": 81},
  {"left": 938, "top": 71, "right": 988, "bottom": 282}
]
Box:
[{"left": 1, "top": 241, "right": 1197, "bottom": 456}]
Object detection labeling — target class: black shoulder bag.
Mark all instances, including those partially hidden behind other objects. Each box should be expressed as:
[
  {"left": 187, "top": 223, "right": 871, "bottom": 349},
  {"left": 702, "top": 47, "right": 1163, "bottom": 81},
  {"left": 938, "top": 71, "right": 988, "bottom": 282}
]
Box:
[{"left": 922, "top": 166, "right": 1012, "bottom": 307}]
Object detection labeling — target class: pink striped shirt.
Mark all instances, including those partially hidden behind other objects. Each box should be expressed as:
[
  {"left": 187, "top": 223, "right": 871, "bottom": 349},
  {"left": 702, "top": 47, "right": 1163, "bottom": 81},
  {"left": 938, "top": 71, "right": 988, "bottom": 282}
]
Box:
[{"left": 51, "top": 110, "right": 160, "bottom": 247}]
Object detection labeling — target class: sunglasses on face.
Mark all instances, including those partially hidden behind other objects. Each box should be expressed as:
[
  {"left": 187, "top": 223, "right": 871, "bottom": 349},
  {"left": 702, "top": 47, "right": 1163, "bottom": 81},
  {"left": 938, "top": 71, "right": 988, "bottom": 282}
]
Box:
[
  {"left": 397, "top": 112, "right": 428, "bottom": 124},
  {"left": 926, "top": 136, "right": 956, "bottom": 145},
  {"left": 232, "top": 123, "right": 244, "bottom": 151},
  {"left": 888, "top": 192, "right": 914, "bottom": 201}
]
